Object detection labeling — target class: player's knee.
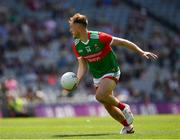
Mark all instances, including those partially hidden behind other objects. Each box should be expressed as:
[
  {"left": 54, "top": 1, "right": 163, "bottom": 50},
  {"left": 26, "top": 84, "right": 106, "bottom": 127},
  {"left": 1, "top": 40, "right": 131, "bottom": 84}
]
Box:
[{"left": 95, "top": 93, "right": 106, "bottom": 103}]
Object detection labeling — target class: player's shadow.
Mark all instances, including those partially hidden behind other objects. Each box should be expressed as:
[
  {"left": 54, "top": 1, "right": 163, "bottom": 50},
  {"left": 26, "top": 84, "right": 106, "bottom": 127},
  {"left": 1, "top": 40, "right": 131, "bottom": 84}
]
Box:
[{"left": 52, "top": 133, "right": 116, "bottom": 138}]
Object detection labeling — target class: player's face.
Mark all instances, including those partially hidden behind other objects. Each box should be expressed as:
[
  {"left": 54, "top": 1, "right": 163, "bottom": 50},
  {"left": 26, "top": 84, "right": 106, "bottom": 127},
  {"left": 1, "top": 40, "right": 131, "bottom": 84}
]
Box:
[{"left": 69, "top": 22, "right": 81, "bottom": 38}]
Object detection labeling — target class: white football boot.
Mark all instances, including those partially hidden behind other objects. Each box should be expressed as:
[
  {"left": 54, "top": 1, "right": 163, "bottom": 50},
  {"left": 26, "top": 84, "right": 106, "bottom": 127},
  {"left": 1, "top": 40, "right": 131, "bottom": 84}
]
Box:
[{"left": 120, "top": 124, "right": 135, "bottom": 134}]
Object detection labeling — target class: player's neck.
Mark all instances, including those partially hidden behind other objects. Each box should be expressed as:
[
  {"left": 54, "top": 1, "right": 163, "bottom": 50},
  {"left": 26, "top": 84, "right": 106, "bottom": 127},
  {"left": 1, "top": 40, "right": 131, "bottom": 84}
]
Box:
[{"left": 79, "top": 29, "right": 89, "bottom": 43}]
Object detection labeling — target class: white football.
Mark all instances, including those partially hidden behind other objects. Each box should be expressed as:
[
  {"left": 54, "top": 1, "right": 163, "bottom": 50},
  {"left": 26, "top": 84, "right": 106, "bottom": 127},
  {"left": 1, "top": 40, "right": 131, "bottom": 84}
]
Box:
[{"left": 60, "top": 72, "right": 78, "bottom": 90}]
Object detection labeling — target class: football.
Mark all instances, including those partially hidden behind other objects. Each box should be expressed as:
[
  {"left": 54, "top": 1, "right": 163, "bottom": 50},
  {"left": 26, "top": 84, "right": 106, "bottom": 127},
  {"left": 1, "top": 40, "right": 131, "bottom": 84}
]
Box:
[{"left": 60, "top": 72, "right": 78, "bottom": 90}]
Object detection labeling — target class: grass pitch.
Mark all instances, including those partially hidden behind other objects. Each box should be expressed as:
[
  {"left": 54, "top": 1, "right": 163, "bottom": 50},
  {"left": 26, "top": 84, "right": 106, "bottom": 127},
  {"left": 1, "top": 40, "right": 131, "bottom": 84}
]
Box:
[{"left": 0, "top": 115, "right": 180, "bottom": 139}]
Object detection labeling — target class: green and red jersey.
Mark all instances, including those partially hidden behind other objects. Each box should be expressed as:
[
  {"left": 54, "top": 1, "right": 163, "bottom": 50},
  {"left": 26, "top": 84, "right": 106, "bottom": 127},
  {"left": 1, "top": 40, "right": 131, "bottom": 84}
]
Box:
[{"left": 72, "top": 31, "right": 120, "bottom": 79}]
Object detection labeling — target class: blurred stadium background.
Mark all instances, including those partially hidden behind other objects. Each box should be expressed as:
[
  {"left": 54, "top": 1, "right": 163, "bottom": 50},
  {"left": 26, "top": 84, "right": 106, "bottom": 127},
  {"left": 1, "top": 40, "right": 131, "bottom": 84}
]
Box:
[{"left": 0, "top": 0, "right": 179, "bottom": 118}]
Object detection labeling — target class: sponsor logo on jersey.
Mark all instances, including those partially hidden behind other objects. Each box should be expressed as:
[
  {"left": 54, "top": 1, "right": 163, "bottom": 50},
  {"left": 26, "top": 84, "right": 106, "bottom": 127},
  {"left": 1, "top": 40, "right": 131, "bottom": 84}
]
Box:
[{"left": 83, "top": 45, "right": 112, "bottom": 62}]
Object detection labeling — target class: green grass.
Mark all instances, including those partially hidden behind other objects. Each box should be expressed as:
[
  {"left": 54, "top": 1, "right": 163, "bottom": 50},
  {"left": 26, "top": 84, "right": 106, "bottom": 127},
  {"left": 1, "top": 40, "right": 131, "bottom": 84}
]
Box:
[{"left": 0, "top": 115, "right": 180, "bottom": 139}]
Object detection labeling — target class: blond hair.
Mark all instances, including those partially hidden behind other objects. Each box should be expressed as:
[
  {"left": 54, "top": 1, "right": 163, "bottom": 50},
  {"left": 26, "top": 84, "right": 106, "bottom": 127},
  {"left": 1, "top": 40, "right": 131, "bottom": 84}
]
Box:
[{"left": 69, "top": 13, "right": 88, "bottom": 27}]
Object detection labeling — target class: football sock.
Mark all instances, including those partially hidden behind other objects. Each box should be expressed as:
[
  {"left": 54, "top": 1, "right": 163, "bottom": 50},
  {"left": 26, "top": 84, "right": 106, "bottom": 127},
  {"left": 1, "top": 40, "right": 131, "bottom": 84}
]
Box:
[
  {"left": 121, "top": 119, "right": 129, "bottom": 126},
  {"left": 118, "top": 102, "right": 125, "bottom": 110}
]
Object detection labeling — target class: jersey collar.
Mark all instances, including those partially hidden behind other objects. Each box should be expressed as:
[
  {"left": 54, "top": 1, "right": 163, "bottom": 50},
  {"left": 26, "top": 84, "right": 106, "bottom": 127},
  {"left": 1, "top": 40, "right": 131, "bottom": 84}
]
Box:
[{"left": 81, "top": 32, "right": 90, "bottom": 45}]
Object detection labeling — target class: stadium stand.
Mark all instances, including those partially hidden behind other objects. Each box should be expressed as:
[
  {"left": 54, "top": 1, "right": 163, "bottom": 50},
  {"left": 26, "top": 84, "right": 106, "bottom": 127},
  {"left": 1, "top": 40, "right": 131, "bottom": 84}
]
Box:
[{"left": 0, "top": 0, "right": 179, "bottom": 117}]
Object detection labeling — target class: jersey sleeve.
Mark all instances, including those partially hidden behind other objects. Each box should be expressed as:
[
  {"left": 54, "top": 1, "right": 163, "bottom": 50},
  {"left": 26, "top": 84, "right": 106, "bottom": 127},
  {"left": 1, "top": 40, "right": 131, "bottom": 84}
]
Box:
[
  {"left": 99, "top": 32, "right": 113, "bottom": 46},
  {"left": 72, "top": 44, "right": 81, "bottom": 59}
]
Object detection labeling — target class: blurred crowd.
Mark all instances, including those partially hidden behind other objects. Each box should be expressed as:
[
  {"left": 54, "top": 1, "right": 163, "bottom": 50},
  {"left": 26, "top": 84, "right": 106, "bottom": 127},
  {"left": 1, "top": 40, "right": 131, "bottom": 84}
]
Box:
[{"left": 0, "top": 0, "right": 179, "bottom": 116}]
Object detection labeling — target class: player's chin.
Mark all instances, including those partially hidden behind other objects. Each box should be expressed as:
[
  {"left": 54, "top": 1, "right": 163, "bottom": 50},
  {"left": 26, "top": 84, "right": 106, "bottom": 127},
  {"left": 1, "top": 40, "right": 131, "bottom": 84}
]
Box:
[
  {"left": 72, "top": 33, "right": 80, "bottom": 38},
  {"left": 73, "top": 34, "right": 78, "bottom": 38}
]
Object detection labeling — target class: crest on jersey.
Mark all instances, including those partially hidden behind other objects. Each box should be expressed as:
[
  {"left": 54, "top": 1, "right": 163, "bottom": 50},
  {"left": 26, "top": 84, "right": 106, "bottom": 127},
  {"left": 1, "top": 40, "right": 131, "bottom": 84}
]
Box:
[{"left": 85, "top": 46, "right": 91, "bottom": 53}]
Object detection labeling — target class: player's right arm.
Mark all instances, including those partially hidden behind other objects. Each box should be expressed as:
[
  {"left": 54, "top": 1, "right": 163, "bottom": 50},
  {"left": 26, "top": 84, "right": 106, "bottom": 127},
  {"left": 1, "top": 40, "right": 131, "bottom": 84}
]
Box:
[
  {"left": 72, "top": 43, "right": 87, "bottom": 84},
  {"left": 62, "top": 44, "right": 87, "bottom": 95},
  {"left": 77, "top": 57, "right": 87, "bottom": 85},
  {"left": 62, "top": 57, "right": 87, "bottom": 95}
]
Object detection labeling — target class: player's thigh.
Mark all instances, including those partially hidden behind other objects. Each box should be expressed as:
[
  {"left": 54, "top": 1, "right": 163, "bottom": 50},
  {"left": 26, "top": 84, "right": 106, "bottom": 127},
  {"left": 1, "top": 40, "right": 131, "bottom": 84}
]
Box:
[{"left": 96, "top": 78, "right": 116, "bottom": 96}]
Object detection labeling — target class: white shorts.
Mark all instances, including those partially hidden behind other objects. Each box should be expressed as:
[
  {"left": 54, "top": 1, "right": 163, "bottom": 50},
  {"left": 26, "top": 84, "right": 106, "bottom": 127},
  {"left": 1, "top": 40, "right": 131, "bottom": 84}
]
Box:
[{"left": 93, "top": 70, "right": 121, "bottom": 87}]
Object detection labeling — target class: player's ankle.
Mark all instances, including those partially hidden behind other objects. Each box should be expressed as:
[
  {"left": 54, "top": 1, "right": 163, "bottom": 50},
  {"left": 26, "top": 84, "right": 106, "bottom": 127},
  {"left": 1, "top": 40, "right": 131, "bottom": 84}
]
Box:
[
  {"left": 121, "top": 119, "right": 129, "bottom": 126},
  {"left": 118, "top": 102, "right": 126, "bottom": 110}
]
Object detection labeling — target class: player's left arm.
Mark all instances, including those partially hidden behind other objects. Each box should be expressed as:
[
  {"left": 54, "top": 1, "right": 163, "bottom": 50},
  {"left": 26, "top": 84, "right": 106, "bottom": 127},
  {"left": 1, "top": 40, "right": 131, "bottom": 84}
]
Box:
[{"left": 111, "top": 37, "right": 158, "bottom": 60}]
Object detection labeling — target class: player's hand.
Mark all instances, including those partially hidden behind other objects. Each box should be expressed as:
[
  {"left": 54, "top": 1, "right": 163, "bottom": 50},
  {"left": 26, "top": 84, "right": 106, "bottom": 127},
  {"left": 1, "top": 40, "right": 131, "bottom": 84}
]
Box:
[
  {"left": 62, "top": 89, "right": 71, "bottom": 96},
  {"left": 141, "top": 51, "right": 158, "bottom": 60},
  {"left": 62, "top": 87, "right": 76, "bottom": 96},
  {"left": 62, "top": 79, "right": 79, "bottom": 96}
]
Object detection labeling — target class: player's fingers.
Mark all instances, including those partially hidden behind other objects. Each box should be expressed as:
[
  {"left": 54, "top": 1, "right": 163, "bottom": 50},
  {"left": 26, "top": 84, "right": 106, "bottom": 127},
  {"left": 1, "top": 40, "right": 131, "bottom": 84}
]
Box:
[
  {"left": 143, "top": 54, "right": 149, "bottom": 59},
  {"left": 72, "top": 83, "right": 78, "bottom": 90},
  {"left": 151, "top": 53, "right": 158, "bottom": 58},
  {"left": 153, "top": 54, "right": 158, "bottom": 59},
  {"left": 62, "top": 89, "right": 70, "bottom": 96},
  {"left": 150, "top": 53, "right": 158, "bottom": 60},
  {"left": 146, "top": 53, "right": 156, "bottom": 60}
]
